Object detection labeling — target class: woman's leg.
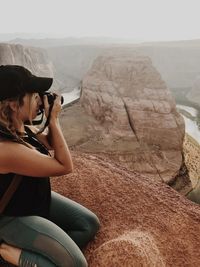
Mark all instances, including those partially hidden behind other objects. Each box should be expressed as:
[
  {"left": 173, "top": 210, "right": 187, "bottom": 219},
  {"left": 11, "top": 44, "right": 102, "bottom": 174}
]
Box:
[
  {"left": 49, "top": 191, "right": 100, "bottom": 249},
  {"left": 0, "top": 243, "right": 55, "bottom": 267},
  {"left": 0, "top": 215, "right": 87, "bottom": 267}
]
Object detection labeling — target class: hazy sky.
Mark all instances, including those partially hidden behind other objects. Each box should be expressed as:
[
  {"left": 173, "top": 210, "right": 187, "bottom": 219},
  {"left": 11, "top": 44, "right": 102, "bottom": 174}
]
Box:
[{"left": 1, "top": 0, "right": 200, "bottom": 41}]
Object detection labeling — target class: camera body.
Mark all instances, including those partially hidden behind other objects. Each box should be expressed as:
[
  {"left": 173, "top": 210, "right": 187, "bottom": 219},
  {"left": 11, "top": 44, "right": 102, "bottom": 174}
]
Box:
[
  {"left": 39, "top": 92, "right": 64, "bottom": 109},
  {"left": 31, "top": 92, "right": 64, "bottom": 126}
]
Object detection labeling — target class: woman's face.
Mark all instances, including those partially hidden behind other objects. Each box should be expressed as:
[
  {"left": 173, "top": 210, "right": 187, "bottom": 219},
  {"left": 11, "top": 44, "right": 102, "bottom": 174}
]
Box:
[{"left": 19, "top": 93, "right": 42, "bottom": 121}]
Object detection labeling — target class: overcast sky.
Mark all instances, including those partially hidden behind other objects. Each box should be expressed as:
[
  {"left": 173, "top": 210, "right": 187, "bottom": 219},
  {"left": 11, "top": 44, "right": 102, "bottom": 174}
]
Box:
[{"left": 0, "top": 0, "right": 200, "bottom": 41}]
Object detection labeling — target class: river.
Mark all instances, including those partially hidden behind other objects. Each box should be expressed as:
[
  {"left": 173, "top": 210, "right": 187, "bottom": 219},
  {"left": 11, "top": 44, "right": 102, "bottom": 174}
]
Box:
[
  {"left": 62, "top": 87, "right": 81, "bottom": 106},
  {"left": 177, "top": 104, "right": 200, "bottom": 144}
]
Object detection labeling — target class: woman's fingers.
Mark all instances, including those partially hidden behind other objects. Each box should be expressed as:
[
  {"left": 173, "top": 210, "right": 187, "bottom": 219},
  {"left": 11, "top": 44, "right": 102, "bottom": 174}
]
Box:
[
  {"left": 43, "top": 93, "right": 62, "bottom": 119},
  {"left": 43, "top": 95, "right": 50, "bottom": 118},
  {"left": 52, "top": 96, "right": 62, "bottom": 114}
]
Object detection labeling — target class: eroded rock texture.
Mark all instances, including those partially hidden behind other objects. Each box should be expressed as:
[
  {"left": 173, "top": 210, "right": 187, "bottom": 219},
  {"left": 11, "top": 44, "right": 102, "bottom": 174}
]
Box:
[
  {"left": 0, "top": 43, "right": 56, "bottom": 87},
  {"left": 64, "top": 50, "right": 187, "bottom": 189}
]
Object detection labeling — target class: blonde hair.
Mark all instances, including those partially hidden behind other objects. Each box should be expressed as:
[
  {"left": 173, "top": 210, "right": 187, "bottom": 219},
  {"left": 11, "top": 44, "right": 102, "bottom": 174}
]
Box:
[{"left": 0, "top": 93, "right": 35, "bottom": 146}]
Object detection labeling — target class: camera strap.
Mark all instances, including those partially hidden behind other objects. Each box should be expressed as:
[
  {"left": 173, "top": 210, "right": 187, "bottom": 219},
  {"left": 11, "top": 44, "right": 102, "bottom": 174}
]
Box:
[
  {"left": 36, "top": 103, "right": 54, "bottom": 134},
  {"left": 32, "top": 110, "right": 45, "bottom": 126}
]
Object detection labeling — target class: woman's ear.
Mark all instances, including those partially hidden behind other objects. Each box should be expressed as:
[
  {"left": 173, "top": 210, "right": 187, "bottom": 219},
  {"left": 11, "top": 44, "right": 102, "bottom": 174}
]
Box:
[{"left": 8, "top": 101, "right": 18, "bottom": 112}]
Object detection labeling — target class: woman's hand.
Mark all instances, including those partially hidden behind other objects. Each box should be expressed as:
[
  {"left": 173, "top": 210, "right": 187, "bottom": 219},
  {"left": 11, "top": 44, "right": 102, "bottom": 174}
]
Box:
[
  {"left": 43, "top": 94, "right": 50, "bottom": 118},
  {"left": 43, "top": 94, "right": 62, "bottom": 120},
  {"left": 50, "top": 94, "right": 62, "bottom": 120}
]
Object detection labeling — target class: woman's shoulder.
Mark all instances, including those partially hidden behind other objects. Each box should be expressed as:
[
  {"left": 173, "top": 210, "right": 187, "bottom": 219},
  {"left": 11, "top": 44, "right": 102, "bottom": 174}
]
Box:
[
  {"left": 0, "top": 140, "right": 21, "bottom": 152},
  {"left": 0, "top": 141, "right": 22, "bottom": 174},
  {"left": 0, "top": 139, "right": 30, "bottom": 156}
]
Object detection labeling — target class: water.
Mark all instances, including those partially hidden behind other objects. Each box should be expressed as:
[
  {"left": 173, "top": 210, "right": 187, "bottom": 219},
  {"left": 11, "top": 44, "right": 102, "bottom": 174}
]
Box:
[
  {"left": 177, "top": 104, "right": 200, "bottom": 144},
  {"left": 62, "top": 87, "right": 81, "bottom": 105},
  {"left": 177, "top": 104, "right": 197, "bottom": 117}
]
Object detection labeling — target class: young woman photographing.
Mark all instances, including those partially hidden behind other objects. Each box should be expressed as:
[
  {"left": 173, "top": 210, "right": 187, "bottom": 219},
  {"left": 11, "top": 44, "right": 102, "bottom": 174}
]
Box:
[{"left": 0, "top": 65, "right": 100, "bottom": 267}]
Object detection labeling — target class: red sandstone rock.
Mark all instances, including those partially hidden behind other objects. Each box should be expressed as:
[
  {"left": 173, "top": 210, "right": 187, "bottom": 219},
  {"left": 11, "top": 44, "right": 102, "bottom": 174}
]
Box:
[
  {"left": 52, "top": 151, "right": 200, "bottom": 267},
  {"left": 61, "top": 50, "right": 188, "bottom": 192}
]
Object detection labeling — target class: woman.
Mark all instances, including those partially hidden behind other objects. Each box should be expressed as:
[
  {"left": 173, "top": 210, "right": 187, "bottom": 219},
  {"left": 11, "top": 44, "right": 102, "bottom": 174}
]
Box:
[{"left": 0, "top": 65, "right": 100, "bottom": 267}]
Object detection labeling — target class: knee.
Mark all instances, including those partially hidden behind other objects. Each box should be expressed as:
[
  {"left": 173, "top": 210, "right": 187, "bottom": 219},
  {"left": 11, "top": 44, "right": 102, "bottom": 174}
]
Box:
[
  {"left": 72, "top": 253, "right": 88, "bottom": 267},
  {"left": 74, "top": 211, "right": 100, "bottom": 249},
  {"left": 84, "top": 212, "right": 100, "bottom": 240}
]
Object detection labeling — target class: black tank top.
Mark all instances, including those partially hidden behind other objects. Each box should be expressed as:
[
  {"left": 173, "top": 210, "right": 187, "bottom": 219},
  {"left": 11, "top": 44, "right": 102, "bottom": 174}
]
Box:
[{"left": 0, "top": 126, "right": 51, "bottom": 218}]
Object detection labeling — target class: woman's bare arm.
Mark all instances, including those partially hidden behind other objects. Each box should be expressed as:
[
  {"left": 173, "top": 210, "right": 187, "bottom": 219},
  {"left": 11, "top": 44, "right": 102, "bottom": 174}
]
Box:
[
  {"left": 0, "top": 95, "right": 73, "bottom": 177},
  {"left": 0, "top": 137, "right": 72, "bottom": 177},
  {"left": 27, "top": 125, "right": 53, "bottom": 150}
]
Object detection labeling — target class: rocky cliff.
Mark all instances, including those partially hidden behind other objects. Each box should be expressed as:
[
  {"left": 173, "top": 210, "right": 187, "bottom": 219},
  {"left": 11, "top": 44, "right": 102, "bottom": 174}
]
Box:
[
  {"left": 8, "top": 38, "right": 200, "bottom": 90},
  {"left": 187, "top": 75, "right": 200, "bottom": 104},
  {"left": 61, "top": 49, "right": 188, "bottom": 191},
  {"left": 0, "top": 43, "right": 57, "bottom": 88},
  {"left": 52, "top": 150, "right": 200, "bottom": 267},
  {"left": 184, "top": 134, "right": 200, "bottom": 203},
  {"left": 136, "top": 42, "right": 200, "bottom": 89},
  {"left": 47, "top": 45, "right": 105, "bottom": 91}
]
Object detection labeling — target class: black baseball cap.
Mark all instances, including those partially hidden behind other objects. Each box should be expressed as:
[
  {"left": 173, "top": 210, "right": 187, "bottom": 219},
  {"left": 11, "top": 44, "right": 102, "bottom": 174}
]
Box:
[{"left": 0, "top": 65, "right": 53, "bottom": 101}]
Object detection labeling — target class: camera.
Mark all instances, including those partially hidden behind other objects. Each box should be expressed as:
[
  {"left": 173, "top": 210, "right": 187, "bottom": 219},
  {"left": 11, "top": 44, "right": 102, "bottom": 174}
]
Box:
[
  {"left": 39, "top": 92, "right": 64, "bottom": 109},
  {"left": 32, "top": 92, "right": 64, "bottom": 127}
]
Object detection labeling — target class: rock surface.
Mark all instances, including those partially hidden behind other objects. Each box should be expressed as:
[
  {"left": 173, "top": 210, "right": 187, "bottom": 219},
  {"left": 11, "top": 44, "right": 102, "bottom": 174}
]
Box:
[
  {"left": 61, "top": 50, "right": 187, "bottom": 189},
  {"left": 47, "top": 45, "right": 105, "bottom": 91},
  {"left": 0, "top": 43, "right": 57, "bottom": 89},
  {"left": 9, "top": 38, "right": 200, "bottom": 90},
  {"left": 184, "top": 134, "right": 200, "bottom": 203},
  {"left": 52, "top": 150, "right": 200, "bottom": 267},
  {"left": 137, "top": 43, "right": 200, "bottom": 89}
]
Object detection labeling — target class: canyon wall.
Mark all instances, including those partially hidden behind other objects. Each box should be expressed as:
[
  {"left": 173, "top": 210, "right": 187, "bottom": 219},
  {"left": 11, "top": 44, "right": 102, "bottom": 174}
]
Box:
[
  {"left": 47, "top": 45, "right": 105, "bottom": 91},
  {"left": 6, "top": 38, "right": 200, "bottom": 92},
  {"left": 0, "top": 43, "right": 58, "bottom": 89},
  {"left": 61, "top": 49, "right": 189, "bottom": 192},
  {"left": 137, "top": 43, "right": 200, "bottom": 89},
  {"left": 187, "top": 75, "right": 200, "bottom": 104}
]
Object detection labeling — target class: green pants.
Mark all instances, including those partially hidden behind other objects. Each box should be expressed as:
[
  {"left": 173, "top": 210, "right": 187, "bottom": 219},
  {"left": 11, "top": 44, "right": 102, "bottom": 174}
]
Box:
[{"left": 0, "top": 191, "right": 100, "bottom": 267}]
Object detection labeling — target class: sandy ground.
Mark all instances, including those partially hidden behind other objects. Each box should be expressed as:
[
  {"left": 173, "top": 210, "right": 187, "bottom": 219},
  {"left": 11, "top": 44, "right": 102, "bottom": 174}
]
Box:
[{"left": 51, "top": 150, "right": 200, "bottom": 267}]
